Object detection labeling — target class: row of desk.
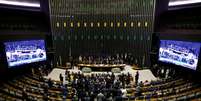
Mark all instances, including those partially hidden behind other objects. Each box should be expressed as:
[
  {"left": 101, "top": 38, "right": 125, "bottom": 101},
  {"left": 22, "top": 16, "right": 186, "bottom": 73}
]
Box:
[{"left": 77, "top": 64, "right": 126, "bottom": 71}]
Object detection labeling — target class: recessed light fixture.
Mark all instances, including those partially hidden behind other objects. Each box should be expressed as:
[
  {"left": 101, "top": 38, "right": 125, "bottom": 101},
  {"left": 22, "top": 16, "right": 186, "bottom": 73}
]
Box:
[{"left": 0, "top": 0, "right": 40, "bottom": 8}]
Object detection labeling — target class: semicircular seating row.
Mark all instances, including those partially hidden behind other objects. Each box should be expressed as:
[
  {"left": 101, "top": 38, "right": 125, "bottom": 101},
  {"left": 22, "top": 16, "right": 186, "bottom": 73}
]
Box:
[{"left": 0, "top": 72, "right": 201, "bottom": 101}]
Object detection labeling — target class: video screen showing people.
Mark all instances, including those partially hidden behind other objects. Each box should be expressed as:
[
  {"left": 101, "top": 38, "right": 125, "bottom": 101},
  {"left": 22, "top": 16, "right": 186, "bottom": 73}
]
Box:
[
  {"left": 4, "top": 40, "right": 47, "bottom": 67},
  {"left": 159, "top": 40, "right": 201, "bottom": 70}
]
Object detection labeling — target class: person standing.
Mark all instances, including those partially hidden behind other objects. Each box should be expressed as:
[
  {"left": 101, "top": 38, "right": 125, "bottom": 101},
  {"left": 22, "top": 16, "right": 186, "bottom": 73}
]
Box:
[
  {"left": 62, "top": 84, "right": 68, "bottom": 101},
  {"left": 60, "top": 73, "right": 64, "bottom": 83},
  {"left": 97, "top": 92, "right": 105, "bottom": 101},
  {"left": 22, "top": 87, "right": 28, "bottom": 101},
  {"left": 47, "top": 78, "right": 53, "bottom": 88},
  {"left": 43, "top": 86, "right": 49, "bottom": 101},
  {"left": 136, "top": 85, "right": 142, "bottom": 96},
  {"left": 135, "top": 71, "right": 139, "bottom": 85}
]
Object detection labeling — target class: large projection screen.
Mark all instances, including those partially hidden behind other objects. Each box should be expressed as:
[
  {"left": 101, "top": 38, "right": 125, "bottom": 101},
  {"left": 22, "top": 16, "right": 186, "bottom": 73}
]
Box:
[
  {"left": 159, "top": 40, "right": 201, "bottom": 70},
  {"left": 4, "top": 39, "right": 47, "bottom": 67}
]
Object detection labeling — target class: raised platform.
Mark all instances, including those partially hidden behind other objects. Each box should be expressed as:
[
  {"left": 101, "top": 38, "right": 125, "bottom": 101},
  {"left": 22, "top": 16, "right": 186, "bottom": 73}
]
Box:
[{"left": 44, "top": 65, "right": 157, "bottom": 83}]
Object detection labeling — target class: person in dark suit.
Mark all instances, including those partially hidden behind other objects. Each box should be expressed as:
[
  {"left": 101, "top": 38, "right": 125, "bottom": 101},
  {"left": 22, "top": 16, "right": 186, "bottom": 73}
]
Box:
[
  {"left": 22, "top": 88, "right": 28, "bottom": 101},
  {"left": 43, "top": 86, "right": 49, "bottom": 101},
  {"left": 47, "top": 78, "right": 53, "bottom": 88},
  {"left": 135, "top": 71, "right": 139, "bottom": 85},
  {"left": 60, "top": 73, "right": 63, "bottom": 83}
]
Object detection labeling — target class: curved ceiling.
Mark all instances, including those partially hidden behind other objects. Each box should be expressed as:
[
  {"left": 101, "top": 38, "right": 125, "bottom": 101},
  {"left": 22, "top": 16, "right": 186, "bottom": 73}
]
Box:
[{"left": 0, "top": 0, "right": 201, "bottom": 10}]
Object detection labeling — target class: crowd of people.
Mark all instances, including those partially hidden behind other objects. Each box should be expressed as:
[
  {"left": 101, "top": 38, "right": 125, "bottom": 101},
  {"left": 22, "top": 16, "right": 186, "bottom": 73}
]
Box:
[
  {"left": 5, "top": 63, "right": 201, "bottom": 101},
  {"left": 78, "top": 55, "right": 124, "bottom": 65},
  {"left": 57, "top": 71, "right": 134, "bottom": 100},
  {"left": 27, "top": 62, "right": 186, "bottom": 101},
  {"left": 67, "top": 53, "right": 138, "bottom": 66},
  {"left": 151, "top": 64, "right": 177, "bottom": 79}
]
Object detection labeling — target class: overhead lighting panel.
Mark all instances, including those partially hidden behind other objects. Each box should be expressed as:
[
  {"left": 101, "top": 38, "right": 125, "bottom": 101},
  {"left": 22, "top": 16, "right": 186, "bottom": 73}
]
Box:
[
  {"left": 0, "top": 0, "right": 40, "bottom": 8},
  {"left": 169, "top": 0, "right": 201, "bottom": 6}
]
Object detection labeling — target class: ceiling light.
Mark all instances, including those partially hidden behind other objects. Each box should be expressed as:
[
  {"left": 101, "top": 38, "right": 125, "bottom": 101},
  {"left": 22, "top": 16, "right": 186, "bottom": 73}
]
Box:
[
  {"left": 0, "top": 0, "right": 40, "bottom": 8},
  {"left": 169, "top": 0, "right": 201, "bottom": 6}
]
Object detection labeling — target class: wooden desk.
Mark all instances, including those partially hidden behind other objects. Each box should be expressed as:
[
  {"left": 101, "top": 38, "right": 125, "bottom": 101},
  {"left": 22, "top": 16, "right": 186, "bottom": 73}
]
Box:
[
  {"left": 57, "top": 66, "right": 71, "bottom": 69},
  {"left": 77, "top": 64, "right": 126, "bottom": 71}
]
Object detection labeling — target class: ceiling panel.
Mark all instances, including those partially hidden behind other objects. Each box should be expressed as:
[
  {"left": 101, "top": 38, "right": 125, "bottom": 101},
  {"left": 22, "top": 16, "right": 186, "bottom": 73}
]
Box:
[
  {"left": 169, "top": 0, "right": 201, "bottom": 6},
  {"left": 0, "top": 0, "right": 40, "bottom": 8}
]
